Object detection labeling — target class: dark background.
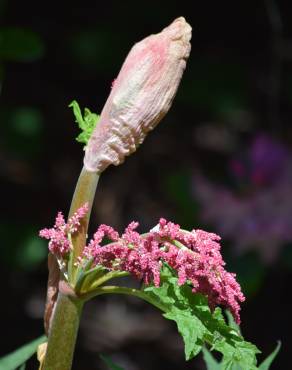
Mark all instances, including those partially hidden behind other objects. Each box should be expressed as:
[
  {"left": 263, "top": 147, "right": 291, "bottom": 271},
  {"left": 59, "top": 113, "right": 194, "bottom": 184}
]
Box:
[{"left": 1, "top": 1, "right": 292, "bottom": 369}]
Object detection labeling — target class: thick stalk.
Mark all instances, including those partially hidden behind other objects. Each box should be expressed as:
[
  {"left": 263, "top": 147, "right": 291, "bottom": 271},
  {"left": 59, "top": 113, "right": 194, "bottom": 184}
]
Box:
[
  {"left": 43, "top": 293, "right": 84, "bottom": 370},
  {"left": 69, "top": 166, "right": 100, "bottom": 275},
  {"left": 43, "top": 166, "right": 99, "bottom": 369}
]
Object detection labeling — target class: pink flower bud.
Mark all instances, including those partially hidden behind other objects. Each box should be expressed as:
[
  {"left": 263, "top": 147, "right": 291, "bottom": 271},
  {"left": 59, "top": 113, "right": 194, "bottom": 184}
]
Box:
[{"left": 84, "top": 17, "right": 192, "bottom": 173}]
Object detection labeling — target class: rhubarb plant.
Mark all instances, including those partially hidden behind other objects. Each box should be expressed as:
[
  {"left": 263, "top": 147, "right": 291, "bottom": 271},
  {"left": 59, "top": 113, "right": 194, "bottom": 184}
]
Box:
[{"left": 0, "top": 17, "right": 280, "bottom": 370}]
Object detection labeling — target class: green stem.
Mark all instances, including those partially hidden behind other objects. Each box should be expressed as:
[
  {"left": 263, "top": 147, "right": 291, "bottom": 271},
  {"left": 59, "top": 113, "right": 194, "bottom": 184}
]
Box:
[
  {"left": 86, "top": 271, "right": 130, "bottom": 292},
  {"left": 75, "top": 269, "right": 129, "bottom": 295},
  {"left": 83, "top": 285, "right": 168, "bottom": 312},
  {"left": 43, "top": 166, "right": 99, "bottom": 370},
  {"left": 69, "top": 166, "right": 100, "bottom": 277},
  {"left": 43, "top": 293, "right": 84, "bottom": 370}
]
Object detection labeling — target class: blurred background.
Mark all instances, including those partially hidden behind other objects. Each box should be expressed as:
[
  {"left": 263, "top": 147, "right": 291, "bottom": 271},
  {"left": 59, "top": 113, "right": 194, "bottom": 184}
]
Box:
[{"left": 1, "top": 0, "right": 291, "bottom": 369}]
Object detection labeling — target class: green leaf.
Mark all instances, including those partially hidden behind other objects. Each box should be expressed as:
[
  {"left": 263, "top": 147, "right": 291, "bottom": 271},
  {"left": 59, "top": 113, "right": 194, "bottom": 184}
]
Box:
[
  {"left": 201, "top": 340, "right": 281, "bottom": 370},
  {"left": 225, "top": 310, "right": 241, "bottom": 335},
  {"left": 164, "top": 307, "right": 205, "bottom": 359},
  {"left": 100, "top": 354, "right": 125, "bottom": 370},
  {"left": 143, "top": 266, "right": 260, "bottom": 369},
  {"left": 0, "top": 335, "right": 46, "bottom": 370},
  {"left": 0, "top": 28, "right": 44, "bottom": 62},
  {"left": 219, "top": 340, "right": 259, "bottom": 370},
  {"left": 69, "top": 100, "right": 85, "bottom": 129},
  {"left": 202, "top": 347, "right": 221, "bottom": 370},
  {"left": 69, "top": 100, "right": 100, "bottom": 145},
  {"left": 258, "top": 342, "right": 281, "bottom": 370}
]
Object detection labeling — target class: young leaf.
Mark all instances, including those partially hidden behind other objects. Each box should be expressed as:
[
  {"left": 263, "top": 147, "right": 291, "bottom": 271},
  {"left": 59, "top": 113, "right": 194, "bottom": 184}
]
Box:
[
  {"left": 69, "top": 100, "right": 100, "bottom": 145},
  {"left": 258, "top": 342, "right": 281, "bottom": 370},
  {"left": 0, "top": 335, "right": 46, "bottom": 370},
  {"left": 100, "top": 354, "right": 125, "bottom": 370},
  {"left": 143, "top": 266, "right": 260, "bottom": 369},
  {"left": 69, "top": 100, "right": 85, "bottom": 129}
]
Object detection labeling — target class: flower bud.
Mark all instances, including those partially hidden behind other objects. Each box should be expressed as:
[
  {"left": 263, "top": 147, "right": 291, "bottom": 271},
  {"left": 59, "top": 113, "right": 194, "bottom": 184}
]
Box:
[{"left": 84, "top": 17, "right": 192, "bottom": 173}]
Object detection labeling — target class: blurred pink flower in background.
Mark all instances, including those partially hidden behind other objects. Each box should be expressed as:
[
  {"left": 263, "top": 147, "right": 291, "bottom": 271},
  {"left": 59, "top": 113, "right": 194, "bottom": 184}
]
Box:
[{"left": 193, "top": 134, "right": 292, "bottom": 262}]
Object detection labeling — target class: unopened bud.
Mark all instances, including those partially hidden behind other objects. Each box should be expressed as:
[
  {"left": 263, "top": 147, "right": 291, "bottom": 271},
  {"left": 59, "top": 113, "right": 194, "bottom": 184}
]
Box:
[{"left": 84, "top": 17, "right": 192, "bottom": 173}]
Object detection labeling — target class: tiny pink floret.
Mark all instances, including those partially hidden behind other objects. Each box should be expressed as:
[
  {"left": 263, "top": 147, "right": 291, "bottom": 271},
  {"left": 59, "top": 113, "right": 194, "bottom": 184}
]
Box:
[
  {"left": 39, "top": 203, "right": 89, "bottom": 256},
  {"left": 67, "top": 203, "right": 89, "bottom": 233}
]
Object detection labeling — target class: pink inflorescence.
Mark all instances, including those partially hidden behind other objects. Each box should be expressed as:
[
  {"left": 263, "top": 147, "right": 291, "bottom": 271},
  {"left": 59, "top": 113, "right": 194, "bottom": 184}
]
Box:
[
  {"left": 39, "top": 204, "right": 245, "bottom": 323},
  {"left": 39, "top": 203, "right": 89, "bottom": 255},
  {"left": 83, "top": 217, "right": 245, "bottom": 323}
]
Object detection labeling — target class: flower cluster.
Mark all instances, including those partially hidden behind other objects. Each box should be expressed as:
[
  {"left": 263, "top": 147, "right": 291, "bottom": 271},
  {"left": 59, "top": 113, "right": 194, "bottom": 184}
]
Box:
[
  {"left": 39, "top": 203, "right": 89, "bottom": 256},
  {"left": 40, "top": 206, "right": 245, "bottom": 323}
]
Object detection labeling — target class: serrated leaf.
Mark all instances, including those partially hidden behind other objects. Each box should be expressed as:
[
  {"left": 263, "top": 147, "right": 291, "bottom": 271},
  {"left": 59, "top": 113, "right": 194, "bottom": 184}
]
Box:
[
  {"left": 202, "top": 340, "right": 281, "bottom": 370},
  {"left": 258, "top": 342, "right": 281, "bottom": 370},
  {"left": 143, "top": 266, "right": 259, "bottom": 369},
  {"left": 0, "top": 335, "right": 46, "bottom": 370},
  {"left": 219, "top": 340, "right": 259, "bottom": 370},
  {"left": 100, "top": 354, "right": 125, "bottom": 370},
  {"left": 164, "top": 308, "right": 205, "bottom": 359},
  {"left": 225, "top": 310, "right": 241, "bottom": 335},
  {"left": 69, "top": 100, "right": 100, "bottom": 145},
  {"left": 202, "top": 347, "right": 221, "bottom": 370}
]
